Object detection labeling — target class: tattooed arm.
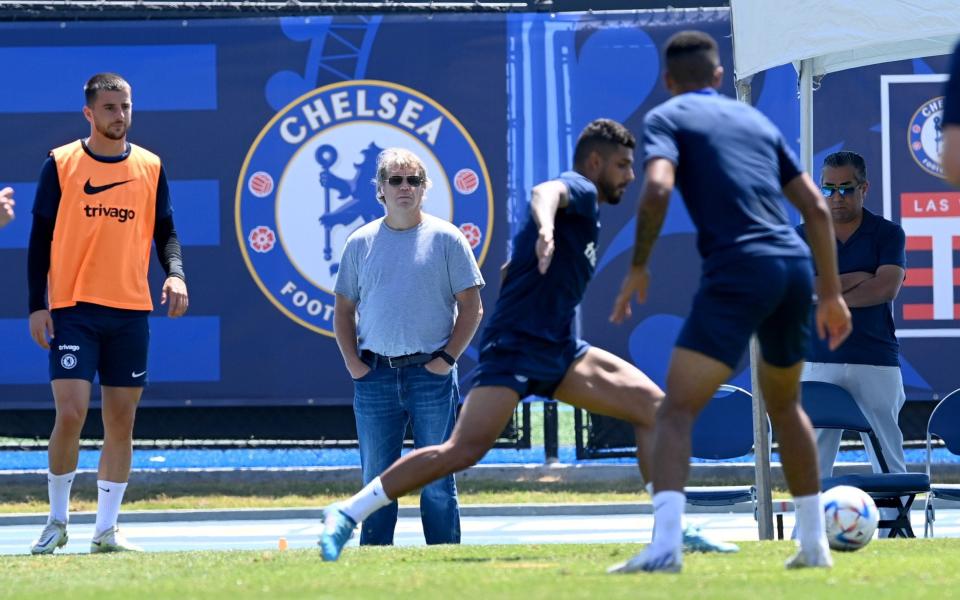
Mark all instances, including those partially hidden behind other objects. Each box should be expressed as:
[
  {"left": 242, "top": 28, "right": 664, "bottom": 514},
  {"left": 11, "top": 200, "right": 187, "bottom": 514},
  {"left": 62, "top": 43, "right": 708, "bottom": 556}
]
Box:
[
  {"left": 611, "top": 158, "right": 675, "bottom": 323},
  {"left": 630, "top": 159, "right": 675, "bottom": 267}
]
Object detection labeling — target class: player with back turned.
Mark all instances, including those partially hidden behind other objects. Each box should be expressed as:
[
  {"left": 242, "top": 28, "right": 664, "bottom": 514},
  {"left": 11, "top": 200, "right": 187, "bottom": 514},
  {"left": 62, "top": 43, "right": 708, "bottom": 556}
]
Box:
[{"left": 610, "top": 31, "right": 851, "bottom": 573}]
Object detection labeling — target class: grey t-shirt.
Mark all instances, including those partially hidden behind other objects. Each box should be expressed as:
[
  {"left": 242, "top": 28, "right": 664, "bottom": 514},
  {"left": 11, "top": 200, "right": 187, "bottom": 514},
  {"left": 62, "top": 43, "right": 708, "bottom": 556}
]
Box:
[{"left": 335, "top": 213, "right": 485, "bottom": 356}]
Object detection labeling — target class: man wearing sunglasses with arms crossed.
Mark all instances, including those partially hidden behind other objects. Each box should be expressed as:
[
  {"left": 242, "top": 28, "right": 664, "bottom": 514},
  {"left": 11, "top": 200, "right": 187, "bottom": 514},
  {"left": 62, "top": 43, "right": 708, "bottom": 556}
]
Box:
[
  {"left": 796, "top": 151, "right": 908, "bottom": 525},
  {"left": 331, "top": 147, "right": 485, "bottom": 549}
]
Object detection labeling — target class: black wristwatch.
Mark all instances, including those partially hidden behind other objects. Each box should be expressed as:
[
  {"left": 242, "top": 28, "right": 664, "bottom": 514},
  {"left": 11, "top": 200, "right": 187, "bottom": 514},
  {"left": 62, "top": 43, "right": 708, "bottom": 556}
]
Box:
[{"left": 432, "top": 350, "right": 456, "bottom": 366}]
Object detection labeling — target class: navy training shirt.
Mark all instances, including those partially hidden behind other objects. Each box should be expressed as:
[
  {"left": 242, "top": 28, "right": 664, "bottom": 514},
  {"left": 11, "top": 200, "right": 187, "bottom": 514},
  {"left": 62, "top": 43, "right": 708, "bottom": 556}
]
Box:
[
  {"left": 945, "top": 40, "right": 960, "bottom": 126},
  {"left": 642, "top": 89, "right": 810, "bottom": 271},
  {"left": 484, "top": 170, "right": 599, "bottom": 344},
  {"left": 797, "top": 209, "right": 905, "bottom": 366}
]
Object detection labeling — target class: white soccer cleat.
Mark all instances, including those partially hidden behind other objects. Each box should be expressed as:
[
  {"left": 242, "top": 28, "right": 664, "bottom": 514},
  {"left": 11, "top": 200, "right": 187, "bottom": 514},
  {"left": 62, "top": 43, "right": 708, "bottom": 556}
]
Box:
[
  {"left": 607, "top": 545, "right": 683, "bottom": 574},
  {"left": 785, "top": 546, "right": 833, "bottom": 569},
  {"left": 29, "top": 519, "right": 68, "bottom": 555},
  {"left": 90, "top": 526, "right": 144, "bottom": 553}
]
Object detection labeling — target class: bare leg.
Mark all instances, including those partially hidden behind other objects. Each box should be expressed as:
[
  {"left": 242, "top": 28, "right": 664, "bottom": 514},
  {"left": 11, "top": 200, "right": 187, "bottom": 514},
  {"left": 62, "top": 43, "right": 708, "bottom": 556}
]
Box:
[
  {"left": 606, "top": 348, "right": 731, "bottom": 573},
  {"left": 48, "top": 380, "right": 92, "bottom": 475},
  {"left": 94, "top": 386, "right": 142, "bottom": 538},
  {"left": 321, "top": 386, "right": 518, "bottom": 561},
  {"left": 380, "top": 386, "right": 519, "bottom": 499},
  {"left": 99, "top": 386, "right": 142, "bottom": 483},
  {"left": 45, "top": 379, "right": 90, "bottom": 525},
  {"left": 756, "top": 359, "right": 820, "bottom": 495},
  {"left": 553, "top": 347, "right": 663, "bottom": 482},
  {"left": 758, "top": 358, "right": 830, "bottom": 565},
  {"left": 653, "top": 348, "right": 731, "bottom": 493}
]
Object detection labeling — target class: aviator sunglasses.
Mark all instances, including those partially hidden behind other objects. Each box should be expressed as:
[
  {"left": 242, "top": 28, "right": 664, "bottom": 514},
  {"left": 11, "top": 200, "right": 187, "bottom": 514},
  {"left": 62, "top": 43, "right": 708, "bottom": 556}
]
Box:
[{"left": 386, "top": 175, "right": 424, "bottom": 187}]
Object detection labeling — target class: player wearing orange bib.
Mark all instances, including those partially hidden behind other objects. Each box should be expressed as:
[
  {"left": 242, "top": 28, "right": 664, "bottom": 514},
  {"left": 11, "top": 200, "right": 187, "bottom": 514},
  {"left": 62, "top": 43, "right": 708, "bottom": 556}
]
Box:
[{"left": 26, "top": 73, "right": 188, "bottom": 554}]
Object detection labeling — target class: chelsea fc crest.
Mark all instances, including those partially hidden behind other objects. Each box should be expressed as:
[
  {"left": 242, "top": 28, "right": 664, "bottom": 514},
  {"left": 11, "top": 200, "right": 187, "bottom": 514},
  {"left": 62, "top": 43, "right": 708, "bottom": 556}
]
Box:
[
  {"left": 236, "top": 80, "right": 494, "bottom": 336},
  {"left": 908, "top": 96, "right": 945, "bottom": 178}
]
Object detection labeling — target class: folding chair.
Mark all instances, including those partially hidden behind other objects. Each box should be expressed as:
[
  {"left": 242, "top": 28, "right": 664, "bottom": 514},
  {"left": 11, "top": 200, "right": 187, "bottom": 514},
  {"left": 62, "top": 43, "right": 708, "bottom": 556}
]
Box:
[
  {"left": 685, "top": 385, "right": 763, "bottom": 524},
  {"left": 801, "top": 381, "right": 930, "bottom": 538},
  {"left": 923, "top": 387, "right": 960, "bottom": 537}
]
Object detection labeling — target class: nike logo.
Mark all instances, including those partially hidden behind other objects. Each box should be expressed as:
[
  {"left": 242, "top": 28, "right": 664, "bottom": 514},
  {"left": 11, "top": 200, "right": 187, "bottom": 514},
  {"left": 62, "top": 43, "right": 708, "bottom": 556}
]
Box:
[
  {"left": 84, "top": 178, "right": 133, "bottom": 195},
  {"left": 98, "top": 486, "right": 111, "bottom": 492},
  {"left": 131, "top": 370, "right": 146, "bottom": 378}
]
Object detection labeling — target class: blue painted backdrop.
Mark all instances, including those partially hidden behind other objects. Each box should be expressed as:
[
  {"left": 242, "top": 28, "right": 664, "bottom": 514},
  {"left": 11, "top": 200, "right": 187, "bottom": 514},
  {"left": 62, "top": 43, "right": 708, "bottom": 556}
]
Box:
[{"left": 0, "top": 9, "right": 952, "bottom": 413}]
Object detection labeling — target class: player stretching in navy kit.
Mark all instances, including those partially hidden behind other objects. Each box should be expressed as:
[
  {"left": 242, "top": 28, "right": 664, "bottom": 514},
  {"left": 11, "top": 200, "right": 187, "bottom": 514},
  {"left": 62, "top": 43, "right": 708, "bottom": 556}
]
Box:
[
  {"left": 319, "top": 118, "right": 736, "bottom": 562},
  {"left": 609, "top": 31, "right": 851, "bottom": 573}
]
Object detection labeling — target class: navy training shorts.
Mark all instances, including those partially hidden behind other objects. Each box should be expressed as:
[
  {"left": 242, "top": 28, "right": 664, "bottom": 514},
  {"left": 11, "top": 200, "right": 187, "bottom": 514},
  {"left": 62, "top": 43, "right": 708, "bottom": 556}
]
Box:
[
  {"left": 49, "top": 302, "right": 150, "bottom": 387},
  {"left": 472, "top": 330, "right": 591, "bottom": 398},
  {"left": 676, "top": 256, "right": 813, "bottom": 369}
]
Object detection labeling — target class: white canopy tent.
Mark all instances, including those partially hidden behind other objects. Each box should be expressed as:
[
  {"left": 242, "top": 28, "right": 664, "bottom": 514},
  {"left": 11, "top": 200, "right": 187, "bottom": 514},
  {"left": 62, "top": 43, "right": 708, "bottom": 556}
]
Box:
[
  {"left": 729, "top": 0, "right": 960, "bottom": 539},
  {"left": 732, "top": 0, "right": 960, "bottom": 173}
]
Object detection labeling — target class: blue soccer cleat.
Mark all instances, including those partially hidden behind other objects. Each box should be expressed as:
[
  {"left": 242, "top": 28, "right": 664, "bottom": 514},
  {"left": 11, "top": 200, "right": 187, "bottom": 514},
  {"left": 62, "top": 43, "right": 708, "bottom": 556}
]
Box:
[
  {"left": 681, "top": 523, "right": 739, "bottom": 553},
  {"left": 318, "top": 505, "right": 357, "bottom": 561}
]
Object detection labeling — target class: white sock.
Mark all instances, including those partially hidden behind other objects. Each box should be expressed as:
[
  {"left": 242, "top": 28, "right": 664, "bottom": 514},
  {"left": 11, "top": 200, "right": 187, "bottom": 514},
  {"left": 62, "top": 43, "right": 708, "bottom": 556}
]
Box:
[
  {"left": 47, "top": 471, "right": 76, "bottom": 524},
  {"left": 646, "top": 483, "right": 694, "bottom": 534},
  {"left": 650, "top": 491, "right": 685, "bottom": 551},
  {"left": 339, "top": 476, "right": 393, "bottom": 523},
  {"left": 94, "top": 480, "right": 128, "bottom": 537},
  {"left": 794, "top": 493, "right": 828, "bottom": 555}
]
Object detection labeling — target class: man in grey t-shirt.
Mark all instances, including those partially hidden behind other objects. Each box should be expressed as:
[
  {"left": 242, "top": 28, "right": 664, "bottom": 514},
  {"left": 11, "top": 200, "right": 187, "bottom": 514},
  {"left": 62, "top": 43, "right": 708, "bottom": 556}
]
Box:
[{"left": 332, "top": 147, "right": 484, "bottom": 546}]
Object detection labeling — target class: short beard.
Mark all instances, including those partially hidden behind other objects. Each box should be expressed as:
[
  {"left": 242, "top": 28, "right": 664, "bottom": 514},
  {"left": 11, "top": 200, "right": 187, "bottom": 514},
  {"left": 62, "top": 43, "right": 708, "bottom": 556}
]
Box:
[
  {"left": 598, "top": 181, "right": 623, "bottom": 205},
  {"left": 98, "top": 122, "right": 127, "bottom": 140}
]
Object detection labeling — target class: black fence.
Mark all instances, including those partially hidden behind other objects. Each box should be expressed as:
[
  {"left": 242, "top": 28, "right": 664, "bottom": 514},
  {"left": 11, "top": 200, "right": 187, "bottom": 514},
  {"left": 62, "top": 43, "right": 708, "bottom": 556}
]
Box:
[
  {"left": 575, "top": 401, "right": 940, "bottom": 460},
  {"left": 0, "top": 401, "right": 531, "bottom": 449}
]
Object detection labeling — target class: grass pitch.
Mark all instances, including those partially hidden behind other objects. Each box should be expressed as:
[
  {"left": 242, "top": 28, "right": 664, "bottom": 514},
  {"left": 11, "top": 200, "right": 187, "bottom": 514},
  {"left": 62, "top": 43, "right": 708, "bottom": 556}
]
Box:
[{"left": 1, "top": 539, "right": 956, "bottom": 599}]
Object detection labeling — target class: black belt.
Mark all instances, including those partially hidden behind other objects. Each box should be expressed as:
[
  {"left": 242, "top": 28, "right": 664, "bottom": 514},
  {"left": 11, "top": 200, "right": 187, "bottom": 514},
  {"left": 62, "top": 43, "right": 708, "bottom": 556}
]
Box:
[{"left": 361, "top": 349, "right": 434, "bottom": 369}]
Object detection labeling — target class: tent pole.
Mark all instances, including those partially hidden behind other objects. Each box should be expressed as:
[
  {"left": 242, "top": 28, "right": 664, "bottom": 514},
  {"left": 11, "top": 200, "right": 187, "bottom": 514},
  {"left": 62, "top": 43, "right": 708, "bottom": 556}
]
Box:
[
  {"left": 799, "top": 59, "right": 814, "bottom": 172},
  {"left": 748, "top": 338, "right": 772, "bottom": 540},
  {"left": 735, "top": 76, "right": 775, "bottom": 542}
]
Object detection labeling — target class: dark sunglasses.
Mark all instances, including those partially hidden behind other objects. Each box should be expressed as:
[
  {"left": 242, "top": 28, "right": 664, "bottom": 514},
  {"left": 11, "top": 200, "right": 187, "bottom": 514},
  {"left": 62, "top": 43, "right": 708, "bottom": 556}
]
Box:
[
  {"left": 386, "top": 175, "right": 424, "bottom": 187},
  {"left": 820, "top": 183, "right": 861, "bottom": 198}
]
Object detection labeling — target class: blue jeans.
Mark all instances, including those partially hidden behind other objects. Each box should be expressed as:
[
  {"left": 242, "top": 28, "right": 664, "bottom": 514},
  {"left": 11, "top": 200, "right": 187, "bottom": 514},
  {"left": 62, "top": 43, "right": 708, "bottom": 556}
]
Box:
[{"left": 353, "top": 358, "right": 461, "bottom": 546}]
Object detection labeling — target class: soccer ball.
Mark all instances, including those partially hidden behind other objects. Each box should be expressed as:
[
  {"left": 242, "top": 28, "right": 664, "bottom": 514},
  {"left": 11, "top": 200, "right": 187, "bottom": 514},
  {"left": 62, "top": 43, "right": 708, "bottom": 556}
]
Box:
[{"left": 822, "top": 485, "right": 879, "bottom": 551}]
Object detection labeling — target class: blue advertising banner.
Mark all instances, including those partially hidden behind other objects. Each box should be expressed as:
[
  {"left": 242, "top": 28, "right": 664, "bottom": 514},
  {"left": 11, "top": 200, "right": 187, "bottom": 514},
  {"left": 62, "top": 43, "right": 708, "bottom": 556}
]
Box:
[
  {"left": 503, "top": 10, "right": 806, "bottom": 393},
  {"left": 0, "top": 9, "right": 816, "bottom": 414},
  {"left": 878, "top": 73, "right": 960, "bottom": 400},
  {"left": 882, "top": 75, "right": 957, "bottom": 330},
  {"left": 0, "top": 15, "right": 509, "bottom": 409}
]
